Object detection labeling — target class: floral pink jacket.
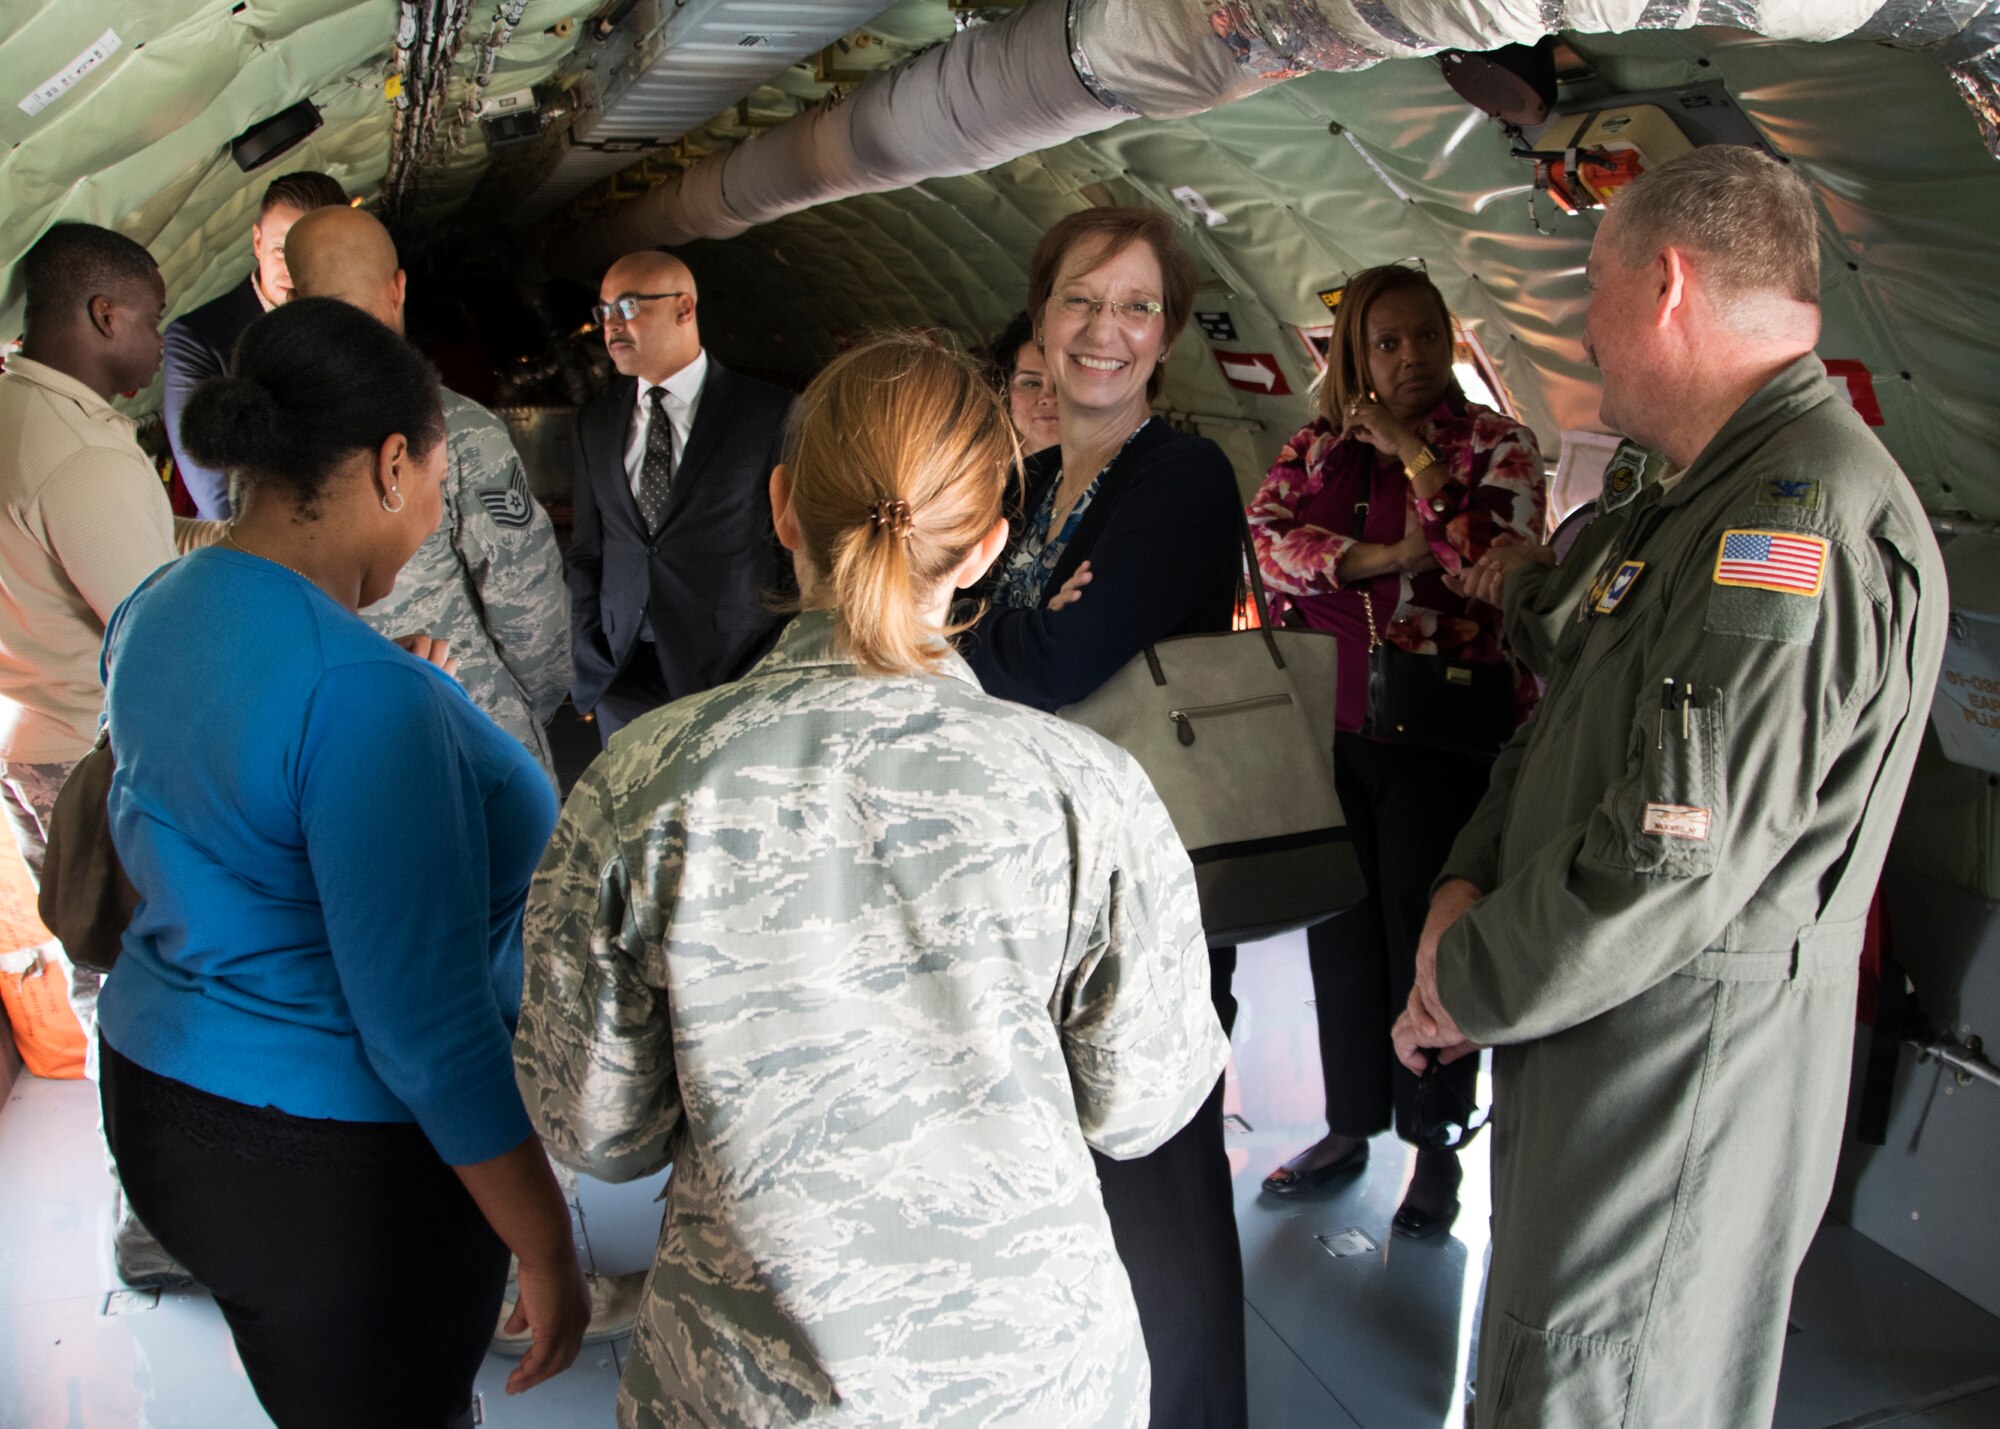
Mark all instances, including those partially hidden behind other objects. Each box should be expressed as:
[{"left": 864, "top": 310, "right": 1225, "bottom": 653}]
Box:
[{"left": 1248, "top": 401, "right": 1545, "bottom": 732}]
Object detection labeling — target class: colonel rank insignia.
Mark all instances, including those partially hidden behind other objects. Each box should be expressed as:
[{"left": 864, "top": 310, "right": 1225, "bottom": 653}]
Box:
[{"left": 1757, "top": 476, "right": 1821, "bottom": 511}]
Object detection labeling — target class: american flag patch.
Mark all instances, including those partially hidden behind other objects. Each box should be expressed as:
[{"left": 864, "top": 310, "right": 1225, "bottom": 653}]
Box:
[{"left": 1712, "top": 529, "right": 1828, "bottom": 598}]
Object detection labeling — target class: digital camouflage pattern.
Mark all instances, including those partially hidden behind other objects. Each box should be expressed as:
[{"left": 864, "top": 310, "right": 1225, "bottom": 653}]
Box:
[
  {"left": 516, "top": 610, "right": 1229, "bottom": 1429},
  {"left": 361, "top": 391, "right": 569, "bottom": 779}
]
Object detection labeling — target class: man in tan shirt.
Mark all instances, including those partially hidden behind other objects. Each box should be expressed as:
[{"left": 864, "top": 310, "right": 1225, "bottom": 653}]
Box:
[{"left": 0, "top": 220, "right": 198, "bottom": 1288}]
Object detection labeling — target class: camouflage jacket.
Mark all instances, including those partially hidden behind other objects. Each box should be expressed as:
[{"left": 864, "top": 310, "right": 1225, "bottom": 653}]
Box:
[
  {"left": 361, "top": 391, "right": 569, "bottom": 780},
  {"left": 516, "top": 610, "right": 1229, "bottom": 1429}
]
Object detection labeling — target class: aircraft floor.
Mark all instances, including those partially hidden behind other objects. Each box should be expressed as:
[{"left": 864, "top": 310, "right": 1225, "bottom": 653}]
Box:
[{"left": 5, "top": 931, "right": 1998, "bottom": 1427}]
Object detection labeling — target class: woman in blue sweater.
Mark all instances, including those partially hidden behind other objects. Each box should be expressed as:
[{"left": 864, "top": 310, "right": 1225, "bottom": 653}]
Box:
[{"left": 96, "top": 298, "right": 586, "bottom": 1427}]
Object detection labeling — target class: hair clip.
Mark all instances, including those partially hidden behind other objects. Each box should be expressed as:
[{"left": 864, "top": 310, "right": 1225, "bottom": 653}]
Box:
[{"left": 869, "top": 498, "right": 915, "bottom": 540}]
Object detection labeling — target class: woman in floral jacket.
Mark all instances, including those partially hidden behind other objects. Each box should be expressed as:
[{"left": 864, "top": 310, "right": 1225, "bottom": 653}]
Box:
[{"left": 1247, "top": 264, "right": 1545, "bottom": 1236}]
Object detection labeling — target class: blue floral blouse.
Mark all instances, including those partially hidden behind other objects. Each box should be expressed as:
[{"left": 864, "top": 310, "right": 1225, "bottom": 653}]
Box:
[{"left": 992, "top": 419, "right": 1152, "bottom": 612}]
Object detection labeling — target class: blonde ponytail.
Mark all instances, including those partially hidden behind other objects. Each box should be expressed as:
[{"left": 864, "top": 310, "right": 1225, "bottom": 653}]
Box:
[{"left": 785, "top": 334, "right": 1019, "bottom": 676}]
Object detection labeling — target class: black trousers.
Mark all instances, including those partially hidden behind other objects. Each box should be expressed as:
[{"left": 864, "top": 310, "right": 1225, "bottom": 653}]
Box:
[
  {"left": 1094, "top": 945, "right": 1246, "bottom": 1429},
  {"left": 592, "top": 638, "right": 673, "bottom": 744},
  {"left": 1311, "top": 735, "right": 1490, "bottom": 1145},
  {"left": 100, "top": 1039, "right": 509, "bottom": 1429}
]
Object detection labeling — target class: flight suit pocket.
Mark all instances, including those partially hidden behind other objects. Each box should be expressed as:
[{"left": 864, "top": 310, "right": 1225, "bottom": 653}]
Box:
[
  {"left": 1598, "top": 683, "right": 1724, "bottom": 879},
  {"left": 1484, "top": 1314, "right": 1635, "bottom": 1428}
]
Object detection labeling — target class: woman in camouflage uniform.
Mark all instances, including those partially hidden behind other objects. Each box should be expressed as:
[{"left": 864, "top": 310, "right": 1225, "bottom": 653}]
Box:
[{"left": 517, "top": 334, "right": 1230, "bottom": 1428}]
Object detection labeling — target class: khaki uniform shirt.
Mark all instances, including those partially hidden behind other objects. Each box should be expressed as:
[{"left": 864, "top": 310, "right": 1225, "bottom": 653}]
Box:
[
  {"left": 0, "top": 358, "right": 176, "bottom": 763},
  {"left": 360, "top": 392, "right": 569, "bottom": 780},
  {"left": 516, "top": 611, "right": 1229, "bottom": 1429},
  {"left": 1437, "top": 356, "right": 1947, "bottom": 1427}
]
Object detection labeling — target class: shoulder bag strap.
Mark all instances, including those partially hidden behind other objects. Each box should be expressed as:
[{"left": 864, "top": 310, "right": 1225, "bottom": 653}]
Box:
[{"left": 1235, "top": 502, "right": 1287, "bottom": 669}]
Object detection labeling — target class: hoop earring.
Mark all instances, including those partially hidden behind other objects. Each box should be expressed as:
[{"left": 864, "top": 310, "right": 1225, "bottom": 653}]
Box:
[{"left": 382, "top": 487, "right": 405, "bottom": 514}]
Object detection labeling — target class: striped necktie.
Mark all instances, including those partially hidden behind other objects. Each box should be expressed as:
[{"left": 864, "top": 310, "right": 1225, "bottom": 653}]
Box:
[{"left": 638, "top": 387, "right": 676, "bottom": 533}]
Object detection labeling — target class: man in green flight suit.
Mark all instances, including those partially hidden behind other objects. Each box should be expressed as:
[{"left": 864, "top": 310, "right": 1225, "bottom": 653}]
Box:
[{"left": 1394, "top": 146, "right": 1947, "bottom": 1427}]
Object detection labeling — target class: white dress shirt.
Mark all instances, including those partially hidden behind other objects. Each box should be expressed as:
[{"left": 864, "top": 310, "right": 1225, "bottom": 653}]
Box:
[{"left": 623, "top": 348, "right": 709, "bottom": 502}]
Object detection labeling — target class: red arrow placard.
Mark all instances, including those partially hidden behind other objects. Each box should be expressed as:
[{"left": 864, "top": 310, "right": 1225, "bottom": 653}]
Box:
[
  {"left": 1215, "top": 351, "right": 1292, "bottom": 396},
  {"left": 1823, "top": 358, "right": 1885, "bottom": 426}
]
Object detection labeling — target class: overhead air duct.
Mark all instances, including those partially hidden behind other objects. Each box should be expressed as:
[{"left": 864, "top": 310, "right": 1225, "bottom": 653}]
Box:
[{"left": 548, "top": 0, "right": 2000, "bottom": 273}]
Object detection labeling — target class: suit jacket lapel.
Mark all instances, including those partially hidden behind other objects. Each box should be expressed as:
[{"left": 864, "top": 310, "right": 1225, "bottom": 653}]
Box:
[
  {"left": 592, "top": 378, "right": 647, "bottom": 530},
  {"left": 666, "top": 364, "right": 734, "bottom": 519}
]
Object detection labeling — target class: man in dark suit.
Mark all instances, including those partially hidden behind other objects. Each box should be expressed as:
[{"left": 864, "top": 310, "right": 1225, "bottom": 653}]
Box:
[
  {"left": 569, "top": 250, "right": 794, "bottom": 741},
  {"left": 160, "top": 171, "right": 347, "bottom": 518}
]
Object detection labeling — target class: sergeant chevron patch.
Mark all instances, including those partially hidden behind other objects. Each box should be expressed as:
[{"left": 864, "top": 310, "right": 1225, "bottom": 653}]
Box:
[{"left": 479, "top": 469, "right": 533, "bottom": 528}]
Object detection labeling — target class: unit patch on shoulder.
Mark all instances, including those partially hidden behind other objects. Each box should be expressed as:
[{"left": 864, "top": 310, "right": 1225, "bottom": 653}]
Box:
[
  {"left": 1593, "top": 560, "right": 1645, "bottom": 614},
  {"left": 479, "top": 468, "right": 534, "bottom": 529},
  {"left": 1756, "top": 476, "right": 1821, "bottom": 512},
  {"left": 1705, "top": 528, "right": 1831, "bottom": 646}
]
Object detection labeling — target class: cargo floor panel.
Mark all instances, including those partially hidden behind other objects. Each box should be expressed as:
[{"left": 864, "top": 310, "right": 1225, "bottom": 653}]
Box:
[{"left": 4, "top": 933, "right": 1996, "bottom": 1426}]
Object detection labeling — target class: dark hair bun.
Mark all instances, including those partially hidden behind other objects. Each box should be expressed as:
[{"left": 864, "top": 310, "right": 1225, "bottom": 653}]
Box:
[{"left": 179, "top": 375, "right": 286, "bottom": 474}]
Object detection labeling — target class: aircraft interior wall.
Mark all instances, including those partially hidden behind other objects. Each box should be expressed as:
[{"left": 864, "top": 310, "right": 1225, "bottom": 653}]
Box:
[
  {"left": 601, "top": 26, "right": 2000, "bottom": 917},
  {"left": 4, "top": 0, "right": 2000, "bottom": 1367}
]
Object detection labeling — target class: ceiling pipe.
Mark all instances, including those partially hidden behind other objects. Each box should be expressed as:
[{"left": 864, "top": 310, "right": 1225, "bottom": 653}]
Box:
[{"left": 546, "top": 0, "right": 2000, "bottom": 275}]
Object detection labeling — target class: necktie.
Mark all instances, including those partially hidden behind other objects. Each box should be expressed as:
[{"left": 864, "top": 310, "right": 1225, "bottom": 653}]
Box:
[{"left": 638, "top": 387, "right": 676, "bottom": 533}]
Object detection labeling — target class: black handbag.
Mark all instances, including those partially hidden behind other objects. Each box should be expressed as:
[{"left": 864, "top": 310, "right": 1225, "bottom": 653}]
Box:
[{"left": 1355, "top": 583, "right": 1516, "bottom": 761}]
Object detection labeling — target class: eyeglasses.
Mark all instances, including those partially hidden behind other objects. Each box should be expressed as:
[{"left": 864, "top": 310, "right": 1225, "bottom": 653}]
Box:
[
  {"left": 592, "top": 291, "right": 684, "bottom": 326},
  {"left": 1050, "top": 295, "right": 1165, "bottom": 328}
]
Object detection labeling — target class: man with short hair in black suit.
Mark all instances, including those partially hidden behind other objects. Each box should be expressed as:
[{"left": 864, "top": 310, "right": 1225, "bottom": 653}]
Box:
[
  {"left": 160, "top": 170, "right": 348, "bottom": 519},
  {"left": 568, "top": 250, "right": 794, "bottom": 742}
]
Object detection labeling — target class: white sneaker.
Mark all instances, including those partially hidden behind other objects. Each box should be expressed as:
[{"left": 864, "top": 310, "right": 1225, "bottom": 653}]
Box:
[{"left": 489, "top": 1270, "right": 645, "bottom": 1357}]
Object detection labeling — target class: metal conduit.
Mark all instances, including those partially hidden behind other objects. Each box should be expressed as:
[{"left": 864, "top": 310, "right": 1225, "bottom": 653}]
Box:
[{"left": 545, "top": 0, "right": 2000, "bottom": 273}]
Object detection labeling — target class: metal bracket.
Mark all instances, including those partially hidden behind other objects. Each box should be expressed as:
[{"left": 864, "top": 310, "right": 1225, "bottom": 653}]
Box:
[{"left": 1910, "top": 1032, "right": 2000, "bottom": 1091}]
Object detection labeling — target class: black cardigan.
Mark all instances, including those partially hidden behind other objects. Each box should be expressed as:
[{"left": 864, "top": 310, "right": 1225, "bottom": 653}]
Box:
[{"left": 965, "top": 419, "right": 1242, "bottom": 712}]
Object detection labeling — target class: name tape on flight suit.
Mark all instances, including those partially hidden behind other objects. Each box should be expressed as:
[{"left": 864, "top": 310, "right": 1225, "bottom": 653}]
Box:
[{"left": 1643, "top": 803, "right": 1712, "bottom": 841}]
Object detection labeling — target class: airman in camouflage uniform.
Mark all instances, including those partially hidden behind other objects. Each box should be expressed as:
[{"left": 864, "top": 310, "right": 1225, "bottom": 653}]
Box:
[
  {"left": 362, "top": 390, "right": 569, "bottom": 781},
  {"left": 515, "top": 609, "right": 1231, "bottom": 1429}
]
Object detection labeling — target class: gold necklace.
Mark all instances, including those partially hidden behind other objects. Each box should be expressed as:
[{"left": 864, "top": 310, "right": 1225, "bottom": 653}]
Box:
[{"left": 222, "top": 527, "right": 312, "bottom": 583}]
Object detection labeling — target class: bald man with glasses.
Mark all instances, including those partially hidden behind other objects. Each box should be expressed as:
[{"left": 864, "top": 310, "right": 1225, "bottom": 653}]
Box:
[{"left": 569, "top": 251, "right": 795, "bottom": 741}]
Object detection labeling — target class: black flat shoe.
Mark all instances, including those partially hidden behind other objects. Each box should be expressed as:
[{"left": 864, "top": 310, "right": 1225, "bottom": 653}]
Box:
[
  {"left": 1390, "top": 1196, "right": 1460, "bottom": 1240},
  {"left": 1261, "top": 1140, "right": 1369, "bottom": 1197}
]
